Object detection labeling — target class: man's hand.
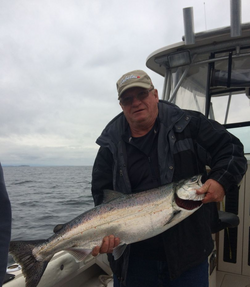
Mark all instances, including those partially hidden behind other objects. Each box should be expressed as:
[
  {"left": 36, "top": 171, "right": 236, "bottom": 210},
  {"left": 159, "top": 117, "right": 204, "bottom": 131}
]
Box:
[
  {"left": 196, "top": 179, "right": 225, "bottom": 204},
  {"left": 92, "top": 235, "right": 120, "bottom": 257}
]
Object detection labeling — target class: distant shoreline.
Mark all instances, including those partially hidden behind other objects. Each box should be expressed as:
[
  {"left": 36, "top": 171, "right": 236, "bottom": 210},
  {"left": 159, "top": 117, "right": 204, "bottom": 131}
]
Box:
[{"left": 2, "top": 165, "right": 30, "bottom": 167}]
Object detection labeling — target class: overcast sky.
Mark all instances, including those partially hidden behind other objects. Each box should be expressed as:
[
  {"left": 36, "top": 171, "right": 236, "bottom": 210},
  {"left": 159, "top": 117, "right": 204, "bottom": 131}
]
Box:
[{"left": 1, "top": 0, "right": 250, "bottom": 166}]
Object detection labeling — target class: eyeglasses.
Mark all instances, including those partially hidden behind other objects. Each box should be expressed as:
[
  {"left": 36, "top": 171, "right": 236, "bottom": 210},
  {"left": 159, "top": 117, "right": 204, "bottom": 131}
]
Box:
[{"left": 120, "top": 88, "right": 154, "bottom": 106}]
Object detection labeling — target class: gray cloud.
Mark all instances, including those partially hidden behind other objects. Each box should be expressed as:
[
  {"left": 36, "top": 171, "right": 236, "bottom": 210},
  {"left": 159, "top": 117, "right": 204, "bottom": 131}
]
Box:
[{"left": 1, "top": 0, "right": 249, "bottom": 166}]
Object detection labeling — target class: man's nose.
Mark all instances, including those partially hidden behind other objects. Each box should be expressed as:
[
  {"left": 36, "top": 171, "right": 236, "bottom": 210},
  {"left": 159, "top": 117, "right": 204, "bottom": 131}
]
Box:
[{"left": 131, "top": 95, "right": 141, "bottom": 106}]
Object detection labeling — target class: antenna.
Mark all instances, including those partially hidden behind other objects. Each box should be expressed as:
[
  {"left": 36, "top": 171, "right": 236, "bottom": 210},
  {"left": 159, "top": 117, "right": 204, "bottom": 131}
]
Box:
[{"left": 203, "top": 2, "right": 207, "bottom": 30}]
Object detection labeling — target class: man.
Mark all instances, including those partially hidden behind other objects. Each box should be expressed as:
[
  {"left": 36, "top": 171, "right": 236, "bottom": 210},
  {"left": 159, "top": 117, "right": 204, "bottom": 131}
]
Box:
[
  {"left": 91, "top": 70, "right": 247, "bottom": 287},
  {"left": 0, "top": 163, "right": 11, "bottom": 286}
]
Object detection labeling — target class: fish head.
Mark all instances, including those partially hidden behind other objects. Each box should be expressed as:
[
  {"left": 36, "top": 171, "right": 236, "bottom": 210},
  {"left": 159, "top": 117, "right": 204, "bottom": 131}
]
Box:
[{"left": 173, "top": 175, "right": 204, "bottom": 211}]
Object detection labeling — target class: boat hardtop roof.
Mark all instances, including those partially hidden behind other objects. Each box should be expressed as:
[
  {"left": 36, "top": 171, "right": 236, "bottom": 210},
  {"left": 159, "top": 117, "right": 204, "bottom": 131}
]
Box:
[
  {"left": 146, "top": 4, "right": 250, "bottom": 154},
  {"left": 146, "top": 23, "right": 250, "bottom": 77}
]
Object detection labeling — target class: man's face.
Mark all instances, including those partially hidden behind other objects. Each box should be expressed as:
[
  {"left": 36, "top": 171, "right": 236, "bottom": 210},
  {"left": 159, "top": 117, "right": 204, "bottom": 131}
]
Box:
[{"left": 120, "top": 87, "right": 159, "bottom": 128}]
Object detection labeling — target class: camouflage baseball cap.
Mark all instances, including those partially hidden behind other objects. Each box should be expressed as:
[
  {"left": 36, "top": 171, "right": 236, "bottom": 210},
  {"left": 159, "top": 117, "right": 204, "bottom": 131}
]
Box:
[{"left": 116, "top": 70, "right": 154, "bottom": 99}]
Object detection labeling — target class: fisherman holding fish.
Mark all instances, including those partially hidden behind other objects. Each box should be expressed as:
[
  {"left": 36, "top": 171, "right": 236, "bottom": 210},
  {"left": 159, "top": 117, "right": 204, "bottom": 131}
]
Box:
[
  {"left": 9, "top": 70, "right": 247, "bottom": 287},
  {"left": 91, "top": 70, "right": 247, "bottom": 287}
]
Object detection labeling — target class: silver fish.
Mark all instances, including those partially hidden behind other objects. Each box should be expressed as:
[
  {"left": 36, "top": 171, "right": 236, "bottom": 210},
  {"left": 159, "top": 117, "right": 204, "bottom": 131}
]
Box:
[{"left": 9, "top": 175, "right": 204, "bottom": 287}]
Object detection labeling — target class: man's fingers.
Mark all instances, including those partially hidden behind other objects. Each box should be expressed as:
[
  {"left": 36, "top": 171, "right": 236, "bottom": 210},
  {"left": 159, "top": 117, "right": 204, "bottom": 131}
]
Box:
[
  {"left": 196, "top": 183, "right": 210, "bottom": 195},
  {"left": 100, "top": 235, "right": 120, "bottom": 253},
  {"left": 92, "top": 235, "right": 121, "bottom": 257},
  {"left": 100, "top": 236, "right": 110, "bottom": 253},
  {"left": 92, "top": 246, "right": 100, "bottom": 257},
  {"left": 106, "top": 235, "right": 115, "bottom": 253},
  {"left": 114, "top": 236, "right": 120, "bottom": 247},
  {"left": 196, "top": 179, "right": 225, "bottom": 204},
  {"left": 201, "top": 193, "right": 213, "bottom": 204}
]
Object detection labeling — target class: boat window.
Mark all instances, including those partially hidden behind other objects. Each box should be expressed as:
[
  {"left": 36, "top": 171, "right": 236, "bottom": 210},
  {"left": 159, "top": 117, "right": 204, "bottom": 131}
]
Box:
[
  {"left": 170, "top": 64, "right": 207, "bottom": 114},
  {"left": 211, "top": 52, "right": 250, "bottom": 89},
  {"left": 211, "top": 93, "right": 250, "bottom": 124},
  {"left": 209, "top": 52, "right": 250, "bottom": 152},
  {"left": 210, "top": 92, "right": 250, "bottom": 153},
  {"left": 227, "top": 126, "right": 250, "bottom": 154}
]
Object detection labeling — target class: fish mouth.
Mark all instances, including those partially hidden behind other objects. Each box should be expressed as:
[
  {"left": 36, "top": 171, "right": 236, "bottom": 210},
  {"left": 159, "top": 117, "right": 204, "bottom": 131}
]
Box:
[{"left": 175, "top": 193, "right": 203, "bottom": 210}]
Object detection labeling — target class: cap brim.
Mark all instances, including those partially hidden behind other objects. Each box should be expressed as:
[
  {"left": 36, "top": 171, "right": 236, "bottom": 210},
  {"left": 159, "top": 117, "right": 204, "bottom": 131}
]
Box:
[{"left": 118, "top": 82, "right": 152, "bottom": 99}]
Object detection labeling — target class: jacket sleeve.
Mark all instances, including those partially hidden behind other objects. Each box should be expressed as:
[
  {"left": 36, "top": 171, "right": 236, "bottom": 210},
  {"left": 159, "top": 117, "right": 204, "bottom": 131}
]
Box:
[
  {"left": 0, "top": 164, "right": 12, "bottom": 286},
  {"left": 194, "top": 113, "right": 247, "bottom": 193},
  {"left": 91, "top": 146, "right": 114, "bottom": 206}
]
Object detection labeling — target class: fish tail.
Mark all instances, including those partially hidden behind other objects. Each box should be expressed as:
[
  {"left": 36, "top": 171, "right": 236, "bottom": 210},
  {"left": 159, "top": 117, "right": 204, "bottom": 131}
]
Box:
[{"left": 9, "top": 240, "right": 52, "bottom": 287}]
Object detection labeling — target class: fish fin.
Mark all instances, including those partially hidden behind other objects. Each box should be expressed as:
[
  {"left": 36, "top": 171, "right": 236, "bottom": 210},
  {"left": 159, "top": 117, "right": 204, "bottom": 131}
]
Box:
[
  {"left": 112, "top": 243, "right": 127, "bottom": 260},
  {"left": 66, "top": 248, "right": 92, "bottom": 262},
  {"left": 53, "top": 223, "right": 65, "bottom": 233},
  {"left": 9, "top": 240, "right": 52, "bottom": 287},
  {"left": 103, "top": 190, "right": 125, "bottom": 203},
  {"left": 83, "top": 253, "right": 95, "bottom": 263},
  {"left": 164, "top": 210, "right": 181, "bottom": 226}
]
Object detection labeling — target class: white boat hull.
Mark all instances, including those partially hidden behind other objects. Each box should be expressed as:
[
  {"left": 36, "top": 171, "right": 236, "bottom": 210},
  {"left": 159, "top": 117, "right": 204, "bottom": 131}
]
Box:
[{"left": 6, "top": 253, "right": 113, "bottom": 287}]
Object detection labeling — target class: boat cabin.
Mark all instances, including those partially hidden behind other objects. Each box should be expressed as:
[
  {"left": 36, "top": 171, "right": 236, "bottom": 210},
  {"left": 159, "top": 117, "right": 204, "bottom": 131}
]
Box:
[{"left": 146, "top": 3, "right": 250, "bottom": 287}]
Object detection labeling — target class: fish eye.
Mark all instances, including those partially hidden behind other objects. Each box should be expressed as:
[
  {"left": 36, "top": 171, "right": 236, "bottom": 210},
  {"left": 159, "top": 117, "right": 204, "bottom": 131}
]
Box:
[{"left": 191, "top": 176, "right": 197, "bottom": 182}]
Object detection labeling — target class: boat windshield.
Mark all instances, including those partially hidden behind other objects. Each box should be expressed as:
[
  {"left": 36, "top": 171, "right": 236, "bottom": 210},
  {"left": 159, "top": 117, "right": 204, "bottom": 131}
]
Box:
[
  {"left": 168, "top": 51, "right": 250, "bottom": 153},
  {"left": 170, "top": 63, "right": 207, "bottom": 115}
]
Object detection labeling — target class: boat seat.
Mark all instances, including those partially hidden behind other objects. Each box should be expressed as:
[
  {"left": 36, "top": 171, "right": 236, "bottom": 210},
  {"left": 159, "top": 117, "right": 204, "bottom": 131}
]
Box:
[{"left": 211, "top": 210, "right": 240, "bottom": 234}]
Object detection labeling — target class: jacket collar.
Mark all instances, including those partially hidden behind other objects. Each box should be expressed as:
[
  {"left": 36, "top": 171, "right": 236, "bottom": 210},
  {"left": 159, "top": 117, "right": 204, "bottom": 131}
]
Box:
[{"left": 96, "top": 100, "right": 191, "bottom": 149}]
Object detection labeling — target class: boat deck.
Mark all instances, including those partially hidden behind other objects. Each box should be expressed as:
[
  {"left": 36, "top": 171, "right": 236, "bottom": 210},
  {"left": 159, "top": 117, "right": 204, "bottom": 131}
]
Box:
[
  {"left": 58, "top": 271, "right": 250, "bottom": 287},
  {"left": 88, "top": 271, "right": 250, "bottom": 287},
  {"left": 217, "top": 271, "right": 250, "bottom": 287},
  {"left": 69, "top": 270, "right": 250, "bottom": 287}
]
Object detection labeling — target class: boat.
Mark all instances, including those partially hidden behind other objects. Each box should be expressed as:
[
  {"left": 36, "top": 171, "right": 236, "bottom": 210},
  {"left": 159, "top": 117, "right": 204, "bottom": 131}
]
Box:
[
  {"left": 5, "top": 0, "right": 250, "bottom": 286},
  {"left": 5, "top": 252, "right": 113, "bottom": 287}
]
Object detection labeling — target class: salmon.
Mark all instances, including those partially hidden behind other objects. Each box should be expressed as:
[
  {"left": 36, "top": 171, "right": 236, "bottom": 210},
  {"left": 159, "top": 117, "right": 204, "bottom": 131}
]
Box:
[{"left": 9, "top": 175, "right": 204, "bottom": 287}]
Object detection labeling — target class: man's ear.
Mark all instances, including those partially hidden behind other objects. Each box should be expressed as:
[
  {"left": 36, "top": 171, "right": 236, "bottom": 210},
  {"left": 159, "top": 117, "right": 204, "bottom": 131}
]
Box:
[
  {"left": 154, "top": 89, "right": 159, "bottom": 102},
  {"left": 119, "top": 102, "right": 124, "bottom": 110}
]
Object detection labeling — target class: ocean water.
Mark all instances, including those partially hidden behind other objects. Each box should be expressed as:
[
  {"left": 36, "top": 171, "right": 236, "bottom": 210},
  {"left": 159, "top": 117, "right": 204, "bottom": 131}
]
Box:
[{"left": 2, "top": 166, "right": 94, "bottom": 263}]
